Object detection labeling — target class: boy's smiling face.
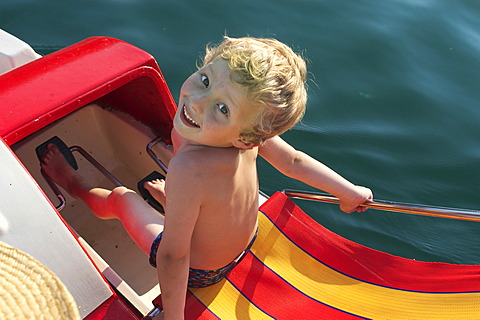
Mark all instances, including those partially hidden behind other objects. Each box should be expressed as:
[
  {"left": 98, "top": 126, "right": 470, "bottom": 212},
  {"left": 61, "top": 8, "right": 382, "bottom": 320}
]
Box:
[{"left": 174, "top": 58, "right": 259, "bottom": 148}]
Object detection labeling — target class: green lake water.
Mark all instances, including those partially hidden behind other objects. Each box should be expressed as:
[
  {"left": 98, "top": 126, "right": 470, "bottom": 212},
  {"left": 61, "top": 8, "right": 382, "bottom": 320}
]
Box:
[{"left": 2, "top": 0, "right": 479, "bottom": 264}]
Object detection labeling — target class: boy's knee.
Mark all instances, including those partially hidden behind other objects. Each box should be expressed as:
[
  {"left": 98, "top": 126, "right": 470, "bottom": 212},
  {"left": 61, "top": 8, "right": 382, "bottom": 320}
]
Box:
[
  {"left": 110, "top": 186, "right": 132, "bottom": 196},
  {"left": 107, "top": 186, "right": 136, "bottom": 208}
]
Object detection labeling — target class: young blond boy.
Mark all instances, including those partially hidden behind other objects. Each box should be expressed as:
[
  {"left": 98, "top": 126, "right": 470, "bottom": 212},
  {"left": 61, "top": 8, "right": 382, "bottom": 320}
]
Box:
[{"left": 41, "top": 37, "right": 373, "bottom": 320}]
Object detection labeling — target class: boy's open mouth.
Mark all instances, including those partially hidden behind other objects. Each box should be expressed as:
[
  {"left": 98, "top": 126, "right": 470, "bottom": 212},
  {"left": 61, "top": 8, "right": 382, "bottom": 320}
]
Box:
[{"left": 183, "top": 105, "right": 200, "bottom": 128}]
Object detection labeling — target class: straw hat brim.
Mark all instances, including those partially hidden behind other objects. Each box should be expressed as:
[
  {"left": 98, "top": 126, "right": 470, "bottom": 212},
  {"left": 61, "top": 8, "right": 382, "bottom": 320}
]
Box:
[{"left": 0, "top": 241, "right": 80, "bottom": 320}]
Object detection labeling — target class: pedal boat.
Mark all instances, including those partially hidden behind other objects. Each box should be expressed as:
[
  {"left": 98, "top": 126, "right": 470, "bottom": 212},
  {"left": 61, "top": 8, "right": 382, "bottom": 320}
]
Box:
[{"left": 1, "top": 31, "right": 479, "bottom": 320}]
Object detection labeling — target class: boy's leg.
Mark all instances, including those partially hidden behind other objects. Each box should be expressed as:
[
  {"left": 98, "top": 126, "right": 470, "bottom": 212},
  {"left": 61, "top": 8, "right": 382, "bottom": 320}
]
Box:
[
  {"left": 106, "top": 187, "right": 165, "bottom": 254},
  {"left": 41, "top": 144, "right": 164, "bottom": 254}
]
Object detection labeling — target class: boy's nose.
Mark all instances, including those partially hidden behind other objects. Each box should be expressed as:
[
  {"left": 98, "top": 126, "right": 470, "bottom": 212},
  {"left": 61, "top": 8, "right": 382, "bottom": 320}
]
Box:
[{"left": 189, "top": 94, "right": 207, "bottom": 114}]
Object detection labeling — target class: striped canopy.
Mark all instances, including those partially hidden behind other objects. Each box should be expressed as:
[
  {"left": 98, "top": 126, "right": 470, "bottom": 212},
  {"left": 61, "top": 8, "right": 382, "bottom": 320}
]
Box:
[{"left": 184, "top": 192, "right": 480, "bottom": 319}]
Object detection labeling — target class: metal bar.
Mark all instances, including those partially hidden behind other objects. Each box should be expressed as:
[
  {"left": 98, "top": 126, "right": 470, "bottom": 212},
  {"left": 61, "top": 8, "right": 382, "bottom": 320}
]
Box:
[
  {"left": 283, "top": 189, "right": 480, "bottom": 222},
  {"left": 146, "top": 136, "right": 169, "bottom": 173},
  {"left": 70, "top": 146, "right": 123, "bottom": 187},
  {"left": 40, "top": 169, "right": 66, "bottom": 211}
]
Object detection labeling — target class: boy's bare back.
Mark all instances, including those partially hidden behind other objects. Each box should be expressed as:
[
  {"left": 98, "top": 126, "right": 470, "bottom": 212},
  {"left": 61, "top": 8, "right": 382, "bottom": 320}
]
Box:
[{"left": 163, "top": 128, "right": 259, "bottom": 271}]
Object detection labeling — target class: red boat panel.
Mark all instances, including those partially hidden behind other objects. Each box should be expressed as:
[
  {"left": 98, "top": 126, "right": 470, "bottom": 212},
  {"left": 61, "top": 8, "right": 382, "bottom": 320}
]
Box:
[
  {"left": 84, "top": 294, "right": 141, "bottom": 320},
  {"left": 0, "top": 36, "right": 177, "bottom": 146}
]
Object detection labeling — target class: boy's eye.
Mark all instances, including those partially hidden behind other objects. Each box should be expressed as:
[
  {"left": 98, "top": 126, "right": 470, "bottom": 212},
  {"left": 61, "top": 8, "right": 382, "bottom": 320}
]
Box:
[
  {"left": 201, "top": 75, "right": 209, "bottom": 88},
  {"left": 217, "top": 104, "right": 229, "bottom": 116}
]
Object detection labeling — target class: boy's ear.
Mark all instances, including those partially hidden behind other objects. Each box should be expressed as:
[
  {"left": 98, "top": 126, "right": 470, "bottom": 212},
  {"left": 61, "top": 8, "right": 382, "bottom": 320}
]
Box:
[{"left": 233, "top": 138, "right": 259, "bottom": 149}]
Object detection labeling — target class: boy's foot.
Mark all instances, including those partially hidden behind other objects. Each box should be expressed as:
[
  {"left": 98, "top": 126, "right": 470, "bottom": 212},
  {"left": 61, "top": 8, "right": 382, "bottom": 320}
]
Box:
[
  {"left": 40, "top": 143, "right": 79, "bottom": 195},
  {"left": 143, "top": 179, "right": 166, "bottom": 209}
]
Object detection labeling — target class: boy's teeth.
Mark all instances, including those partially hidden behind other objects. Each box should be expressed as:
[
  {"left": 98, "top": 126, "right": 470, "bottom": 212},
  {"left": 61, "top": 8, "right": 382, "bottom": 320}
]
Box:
[{"left": 184, "top": 106, "right": 200, "bottom": 127}]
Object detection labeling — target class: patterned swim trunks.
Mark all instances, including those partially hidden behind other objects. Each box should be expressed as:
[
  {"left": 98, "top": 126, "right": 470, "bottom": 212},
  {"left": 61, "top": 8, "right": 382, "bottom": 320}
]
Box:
[{"left": 149, "top": 230, "right": 257, "bottom": 288}]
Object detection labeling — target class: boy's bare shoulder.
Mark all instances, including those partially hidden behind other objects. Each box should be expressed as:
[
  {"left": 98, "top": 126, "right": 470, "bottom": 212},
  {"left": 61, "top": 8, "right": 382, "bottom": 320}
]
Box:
[
  {"left": 166, "top": 148, "right": 240, "bottom": 204},
  {"left": 170, "top": 147, "right": 239, "bottom": 174}
]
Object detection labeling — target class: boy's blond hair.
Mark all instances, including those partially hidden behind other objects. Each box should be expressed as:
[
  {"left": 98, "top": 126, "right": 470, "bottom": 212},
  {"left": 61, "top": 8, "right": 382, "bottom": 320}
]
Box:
[{"left": 203, "top": 36, "right": 307, "bottom": 145}]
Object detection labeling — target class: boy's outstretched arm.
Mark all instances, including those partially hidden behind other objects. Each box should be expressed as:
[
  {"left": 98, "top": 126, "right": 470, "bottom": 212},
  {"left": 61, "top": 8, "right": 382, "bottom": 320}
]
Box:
[{"left": 259, "top": 136, "right": 373, "bottom": 213}]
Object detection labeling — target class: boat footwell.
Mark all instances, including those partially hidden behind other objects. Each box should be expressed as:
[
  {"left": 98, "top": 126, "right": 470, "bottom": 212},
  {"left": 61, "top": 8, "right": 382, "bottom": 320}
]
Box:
[{"left": 11, "top": 104, "right": 170, "bottom": 316}]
